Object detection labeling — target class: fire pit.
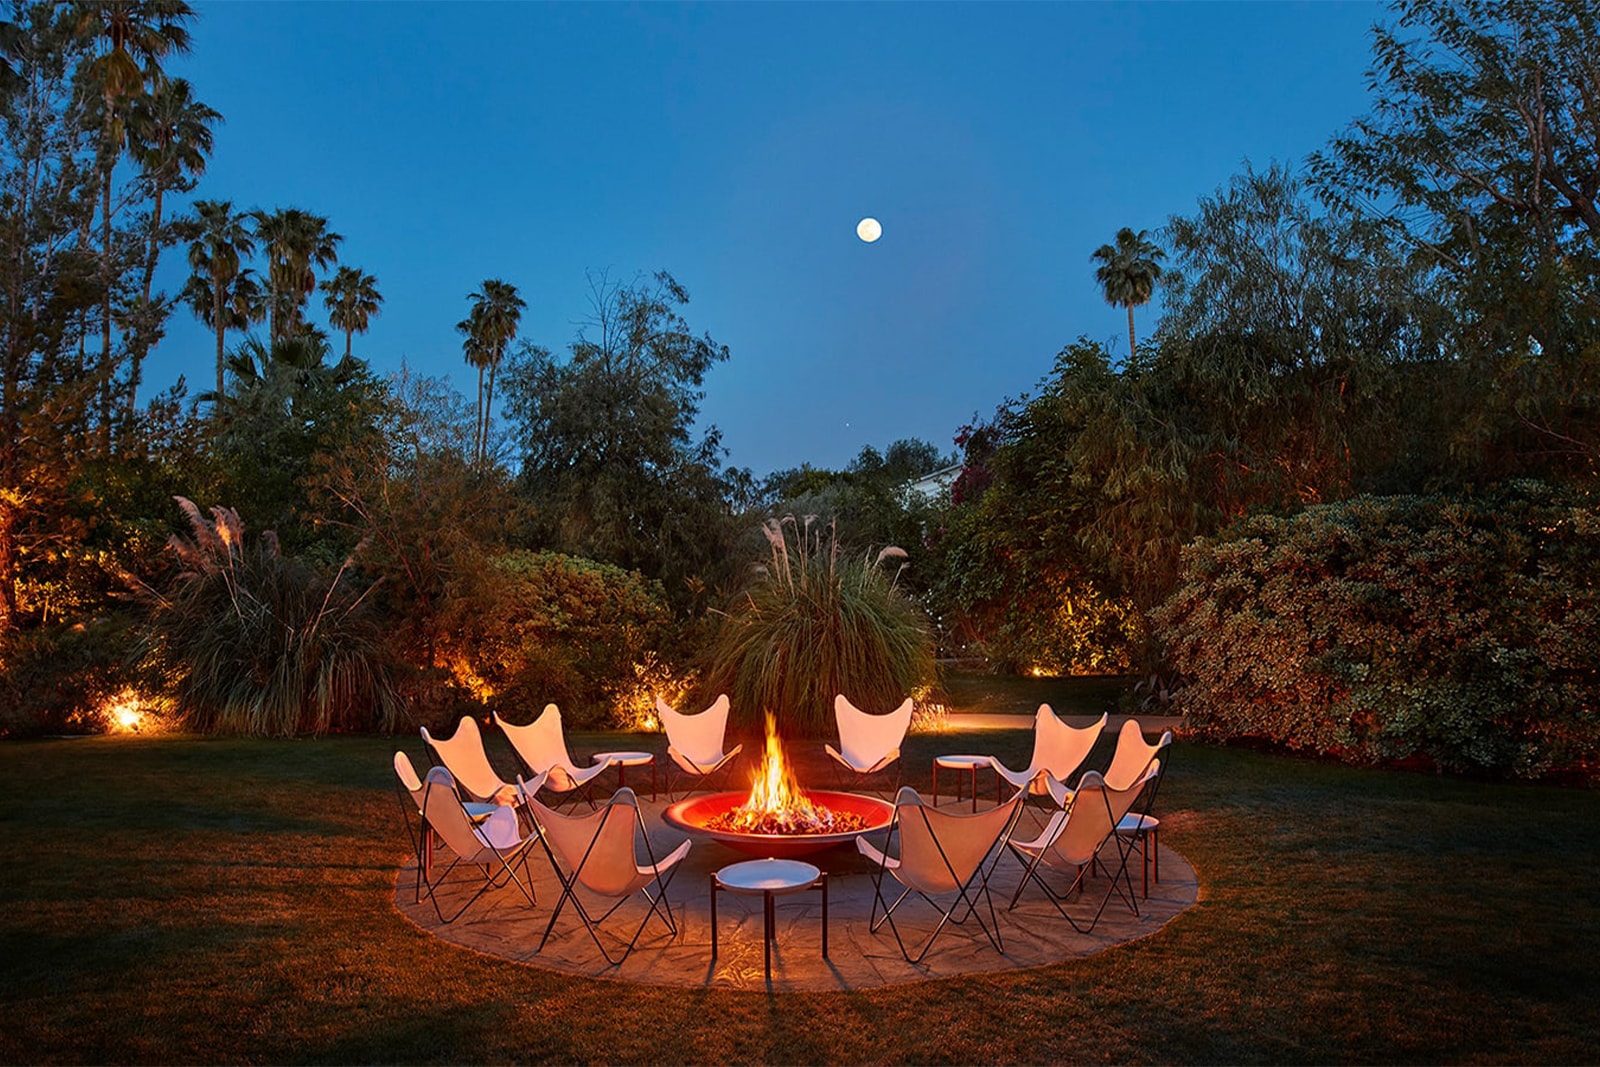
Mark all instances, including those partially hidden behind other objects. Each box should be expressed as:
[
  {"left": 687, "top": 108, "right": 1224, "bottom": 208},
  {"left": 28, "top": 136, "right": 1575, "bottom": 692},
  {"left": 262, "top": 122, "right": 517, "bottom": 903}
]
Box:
[{"left": 662, "top": 713, "right": 894, "bottom": 858}]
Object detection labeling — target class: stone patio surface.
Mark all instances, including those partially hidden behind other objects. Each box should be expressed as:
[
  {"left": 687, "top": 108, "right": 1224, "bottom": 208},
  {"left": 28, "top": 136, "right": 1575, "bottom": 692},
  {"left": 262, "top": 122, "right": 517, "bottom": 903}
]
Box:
[{"left": 393, "top": 796, "right": 1198, "bottom": 992}]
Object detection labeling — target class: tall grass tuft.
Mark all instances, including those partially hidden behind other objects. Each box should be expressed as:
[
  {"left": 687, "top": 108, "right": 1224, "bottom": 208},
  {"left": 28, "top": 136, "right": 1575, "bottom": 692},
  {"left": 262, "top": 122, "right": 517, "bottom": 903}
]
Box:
[
  {"left": 699, "top": 515, "right": 935, "bottom": 738},
  {"left": 141, "top": 498, "right": 403, "bottom": 737}
]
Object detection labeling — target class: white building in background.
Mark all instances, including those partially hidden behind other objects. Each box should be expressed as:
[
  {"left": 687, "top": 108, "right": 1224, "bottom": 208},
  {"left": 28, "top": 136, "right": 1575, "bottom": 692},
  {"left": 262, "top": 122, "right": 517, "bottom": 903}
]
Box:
[{"left": 905, "top": 462, "right": 963, "bottom": 503}]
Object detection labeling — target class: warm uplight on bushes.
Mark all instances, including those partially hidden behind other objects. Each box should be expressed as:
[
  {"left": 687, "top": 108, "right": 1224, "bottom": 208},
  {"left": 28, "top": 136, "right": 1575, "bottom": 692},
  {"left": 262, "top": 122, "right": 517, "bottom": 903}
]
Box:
[
  {"left": 446, "top": 658, "right": 496, "bottom": 702},
  {"left": 100, "top": 689, "right": 168, "bottom": 734}
]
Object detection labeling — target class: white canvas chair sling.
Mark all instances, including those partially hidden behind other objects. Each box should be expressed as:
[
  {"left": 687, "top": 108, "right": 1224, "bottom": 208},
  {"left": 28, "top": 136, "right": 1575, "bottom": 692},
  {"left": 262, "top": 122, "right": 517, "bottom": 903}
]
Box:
[
  {"left": 416, "top": 767, "right": 541, "bottom": 924},
  {"left": 992, "top": 706, "right": 1107, "bottom": 798},
  {"left": 519, "top": 781, "right": 692, "bottom": 967},
  {"left": 392, "top": 750, "right": 500, "bottom": 903},
  {"left": 656, "top": 694, "right": 743, "bottom": 799},
  {"left": 856, "top": 786, "right": 1024, "bottom": 963},
  {"left": 1006, "top": 763, "right": 1160, "bottom": 933},
  {"left": 825, "top": 695, "right": 913, "bottom": 792},
  {"left": 494, "top": 705, "right": 610, "bottom": 809},
  {"left": 1100, "top": 721, "right": 1174, "bottom": 897},
  {"left": 420, "top": 715, "right": 524, "bottom": 807}
]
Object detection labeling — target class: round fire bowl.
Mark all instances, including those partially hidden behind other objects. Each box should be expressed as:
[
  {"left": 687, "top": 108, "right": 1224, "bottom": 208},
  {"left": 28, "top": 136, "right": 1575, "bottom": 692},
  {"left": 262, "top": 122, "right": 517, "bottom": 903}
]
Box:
[{"left": 662, "top": 790, "right": 895, "bottom": 859}]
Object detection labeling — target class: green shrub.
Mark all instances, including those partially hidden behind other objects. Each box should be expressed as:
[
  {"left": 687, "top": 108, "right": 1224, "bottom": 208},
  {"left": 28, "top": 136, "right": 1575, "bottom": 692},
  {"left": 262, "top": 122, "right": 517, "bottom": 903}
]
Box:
[
  {"left": 441, "top": 550, "right": 674, "bottom": 728},
  {"left": 0, "top": 617, "right": 151, "bottom": 737},
  {"left": 141, "top": 499, "right": 403, "bottom": 737},
  {"left": 1152, "top": 484, "right": 1600, "bottom": 777},
  {"left": 698, "top": 516, "right": 936, "bottom": 737}
]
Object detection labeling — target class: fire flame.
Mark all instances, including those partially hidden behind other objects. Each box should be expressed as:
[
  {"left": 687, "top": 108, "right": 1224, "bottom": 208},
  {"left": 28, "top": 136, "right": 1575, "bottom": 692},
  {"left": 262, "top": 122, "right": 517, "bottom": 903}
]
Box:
[{"left": 706, "top": 712, "right": 866, "bottom": 835}]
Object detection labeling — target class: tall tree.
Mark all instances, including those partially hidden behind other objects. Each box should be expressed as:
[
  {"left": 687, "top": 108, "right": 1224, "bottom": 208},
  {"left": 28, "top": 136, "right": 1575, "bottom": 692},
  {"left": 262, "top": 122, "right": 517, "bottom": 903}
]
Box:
[
  {"left": 72, "top": 0, "right": 194, "bottom": 444},
  {"left": 1309, "top": 0, "right": 1600, "bottom": 471},
  {"left": 1091, "top": 227, "right": 1166, "bottom": 361},
  {"left": 501, "top": 269, "right": 740, "bottom": 596},
  {"left": 252, "top": 207, "right": 341, "bottom": 343},
  {"left": 123, "top": 73, "right": 215, "bottom": 417},
  {"left": 319, "top": 265, "right": 382, "bottom": 361},
  {"left": 456, "top": 277, "right": 524, "bottom": 465},
  {"left": 0, "top": 3, "right": 102, "bottom": 634},
  {"left": 177, "top": 199, "right": 256, "bottom": 404}
]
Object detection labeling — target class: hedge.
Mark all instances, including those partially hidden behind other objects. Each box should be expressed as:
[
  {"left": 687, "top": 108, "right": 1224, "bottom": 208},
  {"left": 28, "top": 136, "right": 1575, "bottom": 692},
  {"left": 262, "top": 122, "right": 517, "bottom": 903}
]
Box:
[{"left": 1152, "top": 484, "right": 1600, "bottom": 777}]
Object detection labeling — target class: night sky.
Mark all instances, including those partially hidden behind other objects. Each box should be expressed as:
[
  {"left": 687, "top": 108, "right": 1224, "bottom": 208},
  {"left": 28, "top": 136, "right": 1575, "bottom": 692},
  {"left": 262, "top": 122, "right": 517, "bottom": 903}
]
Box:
[{"left": 149, "top": 1, "right": 1384, "bottom": 476}]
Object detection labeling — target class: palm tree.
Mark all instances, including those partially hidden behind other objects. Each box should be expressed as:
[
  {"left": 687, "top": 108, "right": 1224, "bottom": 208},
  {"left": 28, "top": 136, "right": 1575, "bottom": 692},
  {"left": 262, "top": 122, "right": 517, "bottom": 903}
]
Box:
[
  {"left": 252, "top": 207, "right": 342, "bottom": 342},
  {"left": 180, "top": 268, "right": 263, "bottom": 398},
  {"left": 456, "top": 278, "right": 525, "bottom": 465},
  {"left": 125, "top": 74, "right": 217, "bottom": 418},
  {"left": 178, "top": 199, "right": 257, "bottom": 404},
  {"left": 73, "top": 0, "right": 195, "bottom": 442},
  {"left": 319, "top": 266, "right": 382, "bottom": 360},
  {"left": 128, "top": 76, "right": 216, "bottom": 306},
  {"left": 1091, "top": 227, "right": 1166, "bottom": 362}
]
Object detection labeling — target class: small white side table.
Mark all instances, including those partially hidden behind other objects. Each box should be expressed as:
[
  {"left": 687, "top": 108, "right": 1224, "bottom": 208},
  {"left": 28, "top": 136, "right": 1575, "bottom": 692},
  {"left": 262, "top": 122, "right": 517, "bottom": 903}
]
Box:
[
  {"left": 711, "top": 858, "right": 828, "bottom": 982},
  {"left": 933, "top": 754, "right": 999, "bottom": 811},
  {"left": 591, "top": 750, "right": 657, "bottom": 800}
]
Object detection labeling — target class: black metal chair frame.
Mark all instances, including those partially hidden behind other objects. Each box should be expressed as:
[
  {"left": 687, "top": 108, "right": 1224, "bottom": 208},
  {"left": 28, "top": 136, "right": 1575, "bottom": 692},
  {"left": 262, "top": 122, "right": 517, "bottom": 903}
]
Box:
[
  {"left": 663, "top": 749, "right": 744, "bottom": 802},
  {"left": 416, "top": 780, "right": 539, "bottom": 926},
  {"left": 864, "top": 795, "right": 1022, "bottom": 964},
  {"left": 1005, "top": 753, "right": 1167, "bottom": 934},
  {"left": 531, "top": 790, "right": 683, "bottom": 967},
  {"left": 829, "top": 754, "right": 903, "bottom": 798}
]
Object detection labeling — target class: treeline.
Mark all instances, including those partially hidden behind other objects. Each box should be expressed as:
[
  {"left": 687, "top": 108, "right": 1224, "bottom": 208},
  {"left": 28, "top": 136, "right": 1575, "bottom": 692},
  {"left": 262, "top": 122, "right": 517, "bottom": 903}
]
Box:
[{"left": 936, "top": 0, "right": 1600, "bottom": 775}]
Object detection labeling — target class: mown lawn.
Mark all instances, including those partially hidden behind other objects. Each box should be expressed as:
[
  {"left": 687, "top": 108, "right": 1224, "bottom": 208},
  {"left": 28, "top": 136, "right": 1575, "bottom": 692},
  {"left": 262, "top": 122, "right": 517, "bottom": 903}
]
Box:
[{"left": 2, "top": 727, "right": 1597, "bottom": 1064}]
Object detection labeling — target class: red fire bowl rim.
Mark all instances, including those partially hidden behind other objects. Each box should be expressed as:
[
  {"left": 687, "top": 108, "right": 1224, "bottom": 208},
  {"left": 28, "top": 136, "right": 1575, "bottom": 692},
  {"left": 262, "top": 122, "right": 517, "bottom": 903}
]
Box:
[{"left": 661, "top": 790, "right": 895, "bottom": 858}]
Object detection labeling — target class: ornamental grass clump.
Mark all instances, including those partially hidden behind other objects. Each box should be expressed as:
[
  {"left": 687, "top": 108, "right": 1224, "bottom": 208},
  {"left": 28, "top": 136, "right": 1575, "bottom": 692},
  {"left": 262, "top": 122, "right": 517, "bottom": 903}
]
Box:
[
  {"left": 141, "top": 498, "right": 402, "bottom": 737},
  {"left": 701, "top": 515, "right": 935, "bottom": 737}
]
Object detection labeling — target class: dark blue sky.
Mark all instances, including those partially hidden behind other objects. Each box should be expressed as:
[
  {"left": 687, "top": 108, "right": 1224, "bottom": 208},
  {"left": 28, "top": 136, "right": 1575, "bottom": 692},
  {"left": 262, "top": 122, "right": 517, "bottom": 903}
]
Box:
[{"left": 151, "top": 1, "right": 1383, "bottom": 476}]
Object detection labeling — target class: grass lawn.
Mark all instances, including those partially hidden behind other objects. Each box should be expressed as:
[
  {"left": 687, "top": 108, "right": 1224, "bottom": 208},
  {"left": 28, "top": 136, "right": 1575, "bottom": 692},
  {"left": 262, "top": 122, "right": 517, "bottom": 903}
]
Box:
[{"left": 3, "top": 727, "right": 1598, "bottom": 1064}]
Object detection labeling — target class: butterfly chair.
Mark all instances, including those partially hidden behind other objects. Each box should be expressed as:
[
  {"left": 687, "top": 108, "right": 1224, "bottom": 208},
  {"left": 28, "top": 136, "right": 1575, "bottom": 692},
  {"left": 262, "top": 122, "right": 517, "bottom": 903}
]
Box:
[
  {"left": 1006, "top": 762, "right": 1161, "bottom": 933},
  {"left": 392, "top": 750, "right": 501, "bottom": 901},
  {"left": 656, "top": 694, "right": 743, "bottom": 800},
  {"left": 856, "top": 786, "right": 1024, "bottom": 963},
  {"left": 992, "top": 706, "right": 1107, "bottom": 804},
  {"left": 826, "top": 694, "right": 914, "bottom": 794},
  {"left": 1102, "top": 720, "right": 1174, "bottom": 898},
  {"left": 518, "top": 779, "right": 691, "bottom": 967},
  {"left": 420, "top": 715, "right": 525, "bottom": 808},
  {"left": 494, "top": 704, "right": 612, "bottom": 809},
  {"left": 415, "top": 766, "right": 543, "bottom": 924}
]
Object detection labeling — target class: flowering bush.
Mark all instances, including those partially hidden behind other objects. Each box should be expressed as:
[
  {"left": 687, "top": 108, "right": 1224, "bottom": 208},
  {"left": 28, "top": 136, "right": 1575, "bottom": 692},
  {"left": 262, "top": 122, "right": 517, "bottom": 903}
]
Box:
[{"left": 1152, "top": 485, "right": 1600, "bottom": 777}]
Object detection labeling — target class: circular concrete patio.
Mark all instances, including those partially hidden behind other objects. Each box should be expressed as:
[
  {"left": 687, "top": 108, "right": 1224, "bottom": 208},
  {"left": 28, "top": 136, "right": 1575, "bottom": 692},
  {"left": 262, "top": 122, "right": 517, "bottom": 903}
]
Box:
[{"left": 393, "top": 796, "right": 1198, "bottom": 991}]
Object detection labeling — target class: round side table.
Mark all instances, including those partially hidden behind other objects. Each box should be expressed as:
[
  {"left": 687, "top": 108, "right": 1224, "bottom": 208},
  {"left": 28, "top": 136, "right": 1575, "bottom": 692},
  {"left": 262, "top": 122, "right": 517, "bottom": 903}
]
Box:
[
  {"left": 591, "top": 750, "right": 657, "bottom": 800},
  {"left": 933, "top": 754, "right": 1000, "bottom": 811},
  {"left": 711, "top": 858, "right": 828, "bottom": 982}
]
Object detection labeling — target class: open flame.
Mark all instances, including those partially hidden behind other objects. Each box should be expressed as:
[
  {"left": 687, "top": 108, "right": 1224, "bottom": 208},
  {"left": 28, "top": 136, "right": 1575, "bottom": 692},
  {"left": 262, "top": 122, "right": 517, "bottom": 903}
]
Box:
[{"left": 706, "top": 712, "right": 868, "bottom": 835}]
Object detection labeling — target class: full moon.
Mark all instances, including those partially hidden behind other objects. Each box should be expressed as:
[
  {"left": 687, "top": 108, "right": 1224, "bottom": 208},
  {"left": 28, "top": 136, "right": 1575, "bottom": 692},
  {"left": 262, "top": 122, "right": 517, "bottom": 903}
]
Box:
[{"left": 856, "top": 217, "right": 882, "bottom": 243}]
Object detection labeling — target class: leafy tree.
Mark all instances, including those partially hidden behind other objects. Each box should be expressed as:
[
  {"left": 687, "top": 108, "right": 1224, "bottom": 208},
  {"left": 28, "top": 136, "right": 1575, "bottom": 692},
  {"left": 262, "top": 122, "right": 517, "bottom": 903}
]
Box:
[
  {"left": 177, "top": 197, "right": 256, "bottom": 403},
  {"left": 1, "top": 3, "right": 108, "bottom": 634},
  {"left": 211, "top": 333, "right": 385, "bottom": 547},
  {"left": 1309, "top": 0, "right": 1600, "bottom": 472},
  {"left": 757, "top": 438, "right": 953, "bottom": 595},
  {"left": 252, "top": 206, "right": 340, "bottom": 343},
  {"left": 311, "top": 367, "right": 521, "bottom": 671},
  {"left": 319, "top": 264, "right": 381, "bottom": 361},
  {"left": 456, "top": 277, "right": 523, "bottom": 466},
  {"left": 501, "top": 269, "right": 744, "bottom": 601},
  {"left": 1091, "top": 226, "right": 1165, "bottom": 361}
]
